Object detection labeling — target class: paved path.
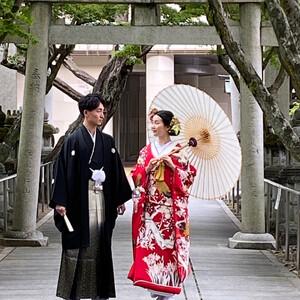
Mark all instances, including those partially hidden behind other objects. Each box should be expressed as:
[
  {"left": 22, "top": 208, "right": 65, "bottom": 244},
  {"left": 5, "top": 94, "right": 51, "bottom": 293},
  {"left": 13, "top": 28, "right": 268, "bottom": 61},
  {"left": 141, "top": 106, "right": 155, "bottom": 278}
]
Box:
[{"left": 1, "top": 199, "right": 300, "bottom": 300}]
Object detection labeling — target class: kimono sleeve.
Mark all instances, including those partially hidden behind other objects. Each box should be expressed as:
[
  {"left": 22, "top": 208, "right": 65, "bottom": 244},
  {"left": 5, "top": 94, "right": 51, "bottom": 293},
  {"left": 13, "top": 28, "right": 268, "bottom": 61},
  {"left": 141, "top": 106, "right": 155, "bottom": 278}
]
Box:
[
  {"left": 131, "top": 146, "right": 148, "bottom": 188},
  {"left": 172, "top": 154, "right": 197, "bottom": 195},
  {"left": 49, "top": 136, "right": 73, "bottom": 209},
  {"left": 112, "top": 140, "right": 132, "bottom": 206}
]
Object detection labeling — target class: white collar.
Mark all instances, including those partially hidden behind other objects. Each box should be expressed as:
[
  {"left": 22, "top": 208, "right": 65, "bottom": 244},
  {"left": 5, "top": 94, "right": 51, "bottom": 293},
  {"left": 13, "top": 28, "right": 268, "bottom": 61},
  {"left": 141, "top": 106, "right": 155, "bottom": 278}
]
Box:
[
  {"left": 85, "top": 127, "right": 96, "bottom": 144},
  {"left": 88, "top": 131, "right": 96, "bottom": 144},
  {"left": 151, "top": 140, "right": 174, "bottom": 158}
]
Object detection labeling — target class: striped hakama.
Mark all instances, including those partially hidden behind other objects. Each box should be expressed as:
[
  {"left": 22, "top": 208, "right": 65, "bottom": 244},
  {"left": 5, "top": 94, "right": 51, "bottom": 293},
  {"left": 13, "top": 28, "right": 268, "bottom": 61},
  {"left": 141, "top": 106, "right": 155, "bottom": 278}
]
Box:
[{"left": 57, "top": 181, "right": 105, "bottom": 300}]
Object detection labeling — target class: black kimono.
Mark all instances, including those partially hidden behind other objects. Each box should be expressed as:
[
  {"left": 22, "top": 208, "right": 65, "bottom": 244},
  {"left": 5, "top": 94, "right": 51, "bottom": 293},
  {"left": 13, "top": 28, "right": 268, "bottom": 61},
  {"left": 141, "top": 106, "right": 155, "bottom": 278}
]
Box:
[{"left": 50, "top": 125, "right": 132, "bottom": 299}]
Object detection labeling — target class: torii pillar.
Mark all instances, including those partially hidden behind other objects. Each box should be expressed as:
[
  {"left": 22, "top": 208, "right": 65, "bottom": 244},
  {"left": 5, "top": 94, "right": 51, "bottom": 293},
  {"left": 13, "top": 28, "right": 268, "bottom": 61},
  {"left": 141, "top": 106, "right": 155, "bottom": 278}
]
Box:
[
  {"left": 2, "top": 2, "right": 51, "bottom": 246},
  {"left": 229, "top": 3, "right": 275, "bottom": 249}
]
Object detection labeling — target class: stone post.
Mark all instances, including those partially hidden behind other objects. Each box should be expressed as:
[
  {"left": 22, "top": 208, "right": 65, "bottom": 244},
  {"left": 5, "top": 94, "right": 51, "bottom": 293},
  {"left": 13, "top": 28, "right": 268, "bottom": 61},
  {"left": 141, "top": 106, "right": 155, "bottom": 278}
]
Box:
[
  {"left": 2, "top": 2, "right": 51, "bottom": 246},
  {"left": 131, "top": 5, "right": 174, "bottom": 143},
  {"left": 229, "top": 4, "right": 275, "bottom": 249}
]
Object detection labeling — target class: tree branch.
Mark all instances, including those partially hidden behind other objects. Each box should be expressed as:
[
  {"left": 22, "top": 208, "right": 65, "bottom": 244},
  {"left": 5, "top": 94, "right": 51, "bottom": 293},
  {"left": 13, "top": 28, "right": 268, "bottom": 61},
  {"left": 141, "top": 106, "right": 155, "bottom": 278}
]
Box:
[
  {"left": 1, "top": 54, "right": 83, "bottom": 102},
  {"left": 281, "top": 0, "right": 300, "bottom": 50},
  {"left": 267, "top": 65, "right": 287, "bottom": 95},
  {"left": 46, "top": 44, "right": 75, "bottom": 93},
  {"left": 265, "top": 0, "right": 300, "bottom": 99},
  {"left": 63, "top": 57, "right": 96, "bottom": 86},
  {"left": 48, "top": 45, "right": 58, "bottom": 67},
  {"left": 217, "top": 45, "right": 240, "bottom": 92},
  {"left": 208, "top": 0, "right": 300, "bottom": 161},
  {"left": 138, "top": 45, "right": 153, "bottom": 58},
  {"left": 262, "top": 47, "right": 277, "bottom": 70},
  {"left": 93, "top": 56, "right": 132, "bottom": 125},
  {"left": 53, "top": 77, "right": 83, "bottom": 102},
  {"left": 46, "top": 55, "right": 132, "bottom": 162}
]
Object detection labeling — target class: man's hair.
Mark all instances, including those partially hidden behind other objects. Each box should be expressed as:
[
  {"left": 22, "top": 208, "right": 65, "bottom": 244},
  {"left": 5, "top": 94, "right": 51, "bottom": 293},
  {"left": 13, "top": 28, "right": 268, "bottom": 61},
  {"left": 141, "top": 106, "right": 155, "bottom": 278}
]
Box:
[{"left": 78, "top": 93, "right": 105, "bottom": 117}]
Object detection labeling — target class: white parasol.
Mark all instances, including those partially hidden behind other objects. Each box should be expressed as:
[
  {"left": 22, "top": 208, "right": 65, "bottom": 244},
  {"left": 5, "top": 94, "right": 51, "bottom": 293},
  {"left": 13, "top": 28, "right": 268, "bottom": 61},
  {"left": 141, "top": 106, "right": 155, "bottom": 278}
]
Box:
[{"left": 148, "top": 84, "right": 241, "bottom": 200}]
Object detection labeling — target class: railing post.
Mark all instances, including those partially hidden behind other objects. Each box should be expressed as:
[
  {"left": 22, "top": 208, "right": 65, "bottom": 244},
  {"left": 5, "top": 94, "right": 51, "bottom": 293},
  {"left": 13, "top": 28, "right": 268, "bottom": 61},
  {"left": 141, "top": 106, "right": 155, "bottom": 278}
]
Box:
[
  {"left": 265, "top": 183, "right": 271, "bottom": 233},
  {"left": 46, "top": 164, "right": 51, "bottom": 205},
  {"left": 297, "top": 196, "right": 300, "bottom": 271},
  {"left": 236, "top": 179, "right": 240, "bottom": 215},
  {"left": 41, "top": 165, "right": 45, "bottom": 213},
  {"left": 285, "top": 191, "right": 290, "bottom": 261},
  {"left": 3, "top": 181, "right": 8, "bottom": 233},
  {"left": 275, "top": 188, "right": 281, "bottom": 251}
]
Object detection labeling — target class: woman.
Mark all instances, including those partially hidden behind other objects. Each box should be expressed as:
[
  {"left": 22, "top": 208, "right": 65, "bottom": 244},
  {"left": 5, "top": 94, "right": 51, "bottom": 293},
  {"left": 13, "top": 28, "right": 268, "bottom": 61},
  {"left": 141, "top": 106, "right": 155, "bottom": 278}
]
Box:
[{"left": 128, "top": 109, "right": 197, "bottom": 300}]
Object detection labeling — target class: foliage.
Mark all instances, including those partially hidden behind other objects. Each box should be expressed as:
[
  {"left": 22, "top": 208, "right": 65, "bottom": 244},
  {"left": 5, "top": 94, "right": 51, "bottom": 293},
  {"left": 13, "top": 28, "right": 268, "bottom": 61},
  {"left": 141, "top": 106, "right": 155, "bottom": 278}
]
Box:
[
  {"left": 52, "top": 4, "right": 128, "bottom": 25},
  {"left": 161, "top": 4, "right": 207, "bottom": 25},
  {"left": 6, "top": 52, "right": 25, "bottom": 65},
  {"left": 290, "top": 102, "right": 300, "bottom": 116},
  {"left": 0, "top": 0, "right": 33, "bottom": 42},
  {"left": 113, "top": 45, "right": 142, "bottom": 65}
]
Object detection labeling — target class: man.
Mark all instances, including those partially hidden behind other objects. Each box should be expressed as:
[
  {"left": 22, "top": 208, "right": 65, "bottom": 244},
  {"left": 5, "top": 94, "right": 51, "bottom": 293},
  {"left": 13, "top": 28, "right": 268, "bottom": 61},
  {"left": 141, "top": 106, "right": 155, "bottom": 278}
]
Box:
[{"left": 50, "top": 93, "right": 132, "bottom": 300}]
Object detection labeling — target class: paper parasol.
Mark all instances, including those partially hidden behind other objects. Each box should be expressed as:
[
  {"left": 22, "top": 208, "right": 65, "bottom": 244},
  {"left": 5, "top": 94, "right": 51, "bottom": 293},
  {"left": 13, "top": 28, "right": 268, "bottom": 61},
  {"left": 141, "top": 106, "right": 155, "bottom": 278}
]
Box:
[{"left": 148, "top": 84, "right": 241, "bottom": 200}]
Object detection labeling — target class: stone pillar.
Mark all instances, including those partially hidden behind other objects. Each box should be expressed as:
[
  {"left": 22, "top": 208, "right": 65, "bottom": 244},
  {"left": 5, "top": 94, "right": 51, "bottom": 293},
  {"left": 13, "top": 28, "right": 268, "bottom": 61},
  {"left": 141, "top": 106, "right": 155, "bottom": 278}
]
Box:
[
  {"left": 146, "top": 55, "right": 175, "bottom": 113},
  {"left": 3, "top": 3, "right": 51, "bottom": 246},
  {"left": 130, "top": 4, "right": 174, "bottom": 142},
  {"left": 131, "top": 4, "right": 160, "bottom": 26},
  {"left": 229, "top": 4, "right": 275, "bottom": 249}
]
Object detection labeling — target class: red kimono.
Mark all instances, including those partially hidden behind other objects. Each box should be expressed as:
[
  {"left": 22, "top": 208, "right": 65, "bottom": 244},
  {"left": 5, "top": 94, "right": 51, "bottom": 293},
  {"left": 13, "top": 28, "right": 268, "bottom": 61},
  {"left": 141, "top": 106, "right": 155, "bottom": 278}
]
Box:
[{"left": 128, "top": 142, "right": 196, "bottom": 295}]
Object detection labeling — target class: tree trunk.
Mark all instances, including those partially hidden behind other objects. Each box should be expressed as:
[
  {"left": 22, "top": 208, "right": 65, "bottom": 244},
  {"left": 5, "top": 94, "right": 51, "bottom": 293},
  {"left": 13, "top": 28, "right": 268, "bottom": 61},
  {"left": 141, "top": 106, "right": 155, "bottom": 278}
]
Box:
[
  {"left": 208, "top": 0, "right": 300, "bottom": 161},
  {"left": 45, "top": 56, "right": 132, "bottom": 162},
  {"left": 93, "top": 56, "right": 132, "bottom": 127}
]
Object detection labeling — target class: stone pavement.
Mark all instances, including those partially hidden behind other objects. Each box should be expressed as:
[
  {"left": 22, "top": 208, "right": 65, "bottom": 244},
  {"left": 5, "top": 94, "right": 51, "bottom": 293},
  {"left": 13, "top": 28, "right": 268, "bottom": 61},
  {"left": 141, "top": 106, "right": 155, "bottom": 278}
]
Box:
[{"left": 1, "top": 199, "right": 300, "bottom": 300}]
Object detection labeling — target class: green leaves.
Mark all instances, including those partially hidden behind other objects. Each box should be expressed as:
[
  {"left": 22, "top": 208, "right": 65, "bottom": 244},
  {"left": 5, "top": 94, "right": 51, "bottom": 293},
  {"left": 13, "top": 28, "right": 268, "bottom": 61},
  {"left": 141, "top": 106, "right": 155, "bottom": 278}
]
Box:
[
  {"left": 52, "top": 4, "right": 128, "bottom": 25},
  {"left": 161, "top": 4, "right": 207, "bottom": 25},
  {"left": 114, "top": 45, "right": 142, "bottom": 66},
  {"left": 0, "top": 0, "right": 33, "bottom": 43},
  {"left": 290, "top": 102, "right": 300, "bottom": 116}
]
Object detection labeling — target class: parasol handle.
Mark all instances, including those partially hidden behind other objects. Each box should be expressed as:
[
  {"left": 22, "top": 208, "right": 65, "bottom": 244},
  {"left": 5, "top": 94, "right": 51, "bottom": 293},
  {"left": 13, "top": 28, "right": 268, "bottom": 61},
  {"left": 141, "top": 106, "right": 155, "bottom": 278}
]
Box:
[
  {"left": 167, "top": 137, "right": 198, "bottom": 156},
  {"left": 150, "top": 137, "right": 198, "bottom": 172}
]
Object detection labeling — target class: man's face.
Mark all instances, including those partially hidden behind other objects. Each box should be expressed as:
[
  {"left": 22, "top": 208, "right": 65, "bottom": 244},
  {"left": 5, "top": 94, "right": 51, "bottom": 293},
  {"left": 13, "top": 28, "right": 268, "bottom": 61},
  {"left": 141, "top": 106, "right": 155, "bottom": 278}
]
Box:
[{"left": 84, "top": 102, "right": 105, "bottom": 127}]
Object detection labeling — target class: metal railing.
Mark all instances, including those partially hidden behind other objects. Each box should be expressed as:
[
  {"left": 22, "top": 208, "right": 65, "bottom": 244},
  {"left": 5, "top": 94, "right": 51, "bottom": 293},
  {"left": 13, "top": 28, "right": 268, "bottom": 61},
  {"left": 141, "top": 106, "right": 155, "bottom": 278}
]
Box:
[
  {"left": 0, "top": 161, "right": 54, "bottom": 233},
  {"left": 264, "top": 179, "right": 300, "bottom": 271},
  {"left": 226, "top": 178, "right": 300, "bottom": 271},
  {"left": 226, "top": 179, "right": 241, "bottom": 216}
]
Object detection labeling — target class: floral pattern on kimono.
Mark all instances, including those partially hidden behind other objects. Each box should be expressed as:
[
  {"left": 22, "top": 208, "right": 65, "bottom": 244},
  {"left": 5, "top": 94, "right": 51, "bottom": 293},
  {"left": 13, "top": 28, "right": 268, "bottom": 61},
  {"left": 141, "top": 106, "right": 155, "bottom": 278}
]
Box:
[{"left": 128, "top": 143, "right": 196, "bottom": 295}]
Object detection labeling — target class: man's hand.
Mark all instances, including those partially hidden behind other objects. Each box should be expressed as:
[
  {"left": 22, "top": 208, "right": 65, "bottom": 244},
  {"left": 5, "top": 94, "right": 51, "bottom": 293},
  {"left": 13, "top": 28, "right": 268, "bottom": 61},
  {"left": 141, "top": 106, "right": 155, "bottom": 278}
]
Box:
[
  {"left": 56, "top": 205, "right": 66, "bottom": 216},
  {"left": 117, "top": 204, "right": 126, "bottom": 215}
]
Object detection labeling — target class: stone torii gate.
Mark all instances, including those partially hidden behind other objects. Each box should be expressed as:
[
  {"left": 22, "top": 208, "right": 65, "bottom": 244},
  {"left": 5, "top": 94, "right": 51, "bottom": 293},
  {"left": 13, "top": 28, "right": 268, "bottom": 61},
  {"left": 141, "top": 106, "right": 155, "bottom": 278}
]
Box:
[{"left": 3, "top": 0, "right": 278, "bottom": 249}]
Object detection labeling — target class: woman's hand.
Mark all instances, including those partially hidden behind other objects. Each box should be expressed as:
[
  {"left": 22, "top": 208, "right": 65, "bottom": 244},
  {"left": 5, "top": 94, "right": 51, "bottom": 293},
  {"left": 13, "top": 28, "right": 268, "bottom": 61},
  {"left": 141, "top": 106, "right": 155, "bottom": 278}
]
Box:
[
  {"left": 146, "top": 158, "right": 160, "bottom": 173},
  {"left": 161, "top": 155, "right": 175, "bottom": 172}
]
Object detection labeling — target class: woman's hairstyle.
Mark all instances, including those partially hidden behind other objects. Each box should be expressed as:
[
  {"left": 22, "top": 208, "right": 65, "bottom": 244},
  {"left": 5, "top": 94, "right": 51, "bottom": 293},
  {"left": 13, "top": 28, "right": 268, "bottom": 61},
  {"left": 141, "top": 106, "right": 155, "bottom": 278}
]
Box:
[
  {"left": 78, "top": 93, "right": 105, "bottom": 117},
  {"left": 149, "top": 108, "right": 181, "bottom": 136}
]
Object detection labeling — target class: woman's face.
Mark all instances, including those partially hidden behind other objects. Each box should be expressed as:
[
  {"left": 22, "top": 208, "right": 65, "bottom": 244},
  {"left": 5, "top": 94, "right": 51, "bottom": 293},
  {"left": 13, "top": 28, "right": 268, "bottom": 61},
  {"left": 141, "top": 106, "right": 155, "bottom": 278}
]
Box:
[{"left": 151, "top": 114, "right": 169, "bottom": 138}]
